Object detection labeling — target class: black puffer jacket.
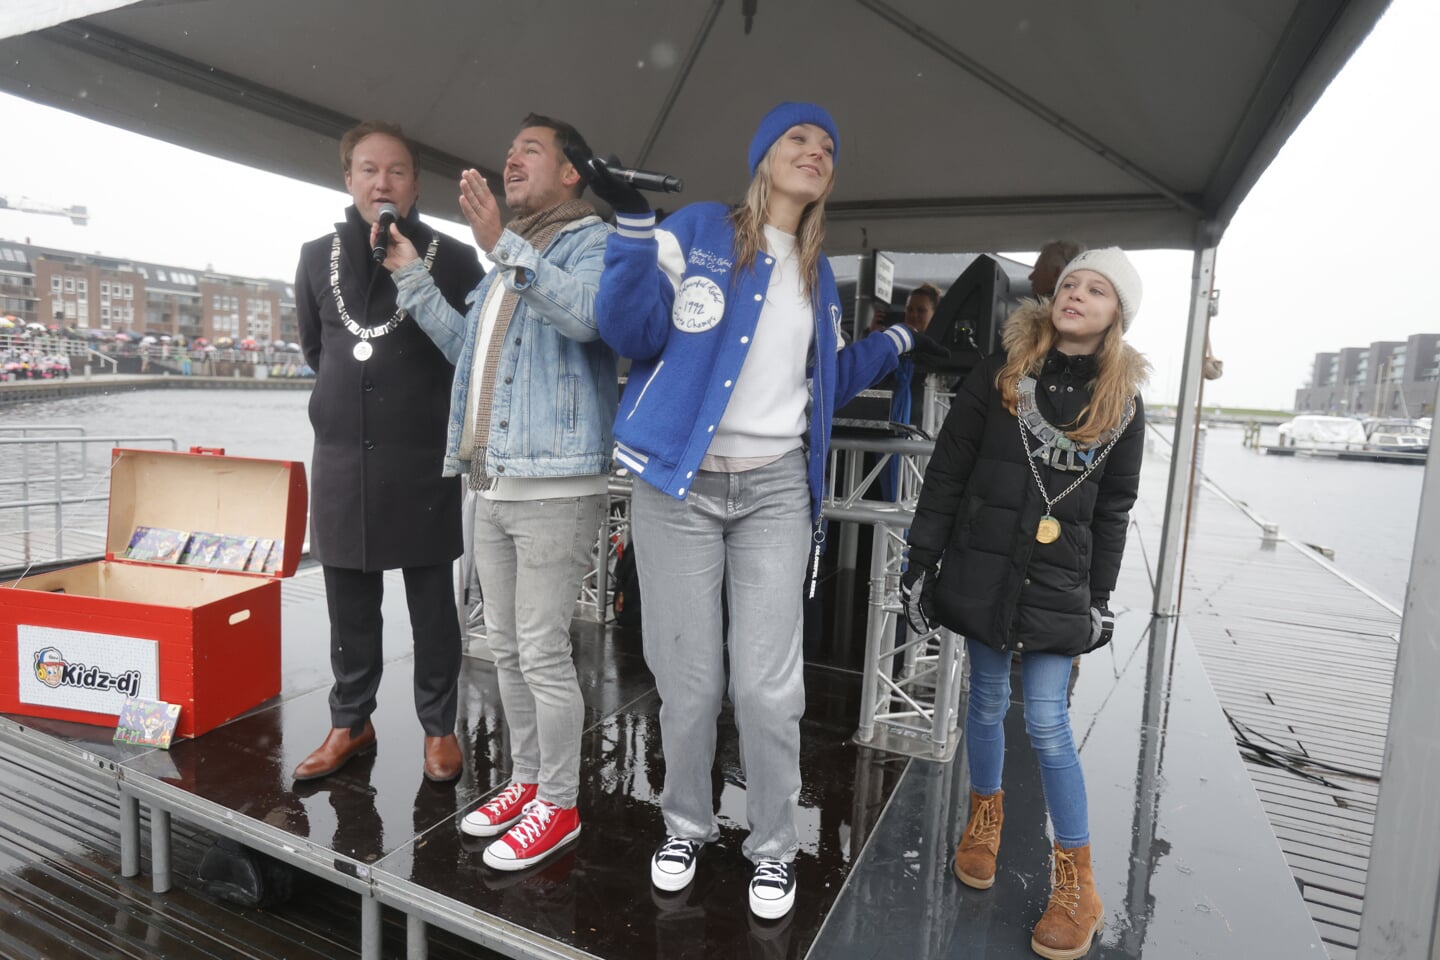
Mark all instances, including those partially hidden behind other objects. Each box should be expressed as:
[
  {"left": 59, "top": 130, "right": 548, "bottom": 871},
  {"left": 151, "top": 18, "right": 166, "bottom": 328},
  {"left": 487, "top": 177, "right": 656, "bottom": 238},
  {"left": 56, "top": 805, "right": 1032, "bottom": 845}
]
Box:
[{"left": 906, "top": 302, "right": 1146, "bottom": 656}]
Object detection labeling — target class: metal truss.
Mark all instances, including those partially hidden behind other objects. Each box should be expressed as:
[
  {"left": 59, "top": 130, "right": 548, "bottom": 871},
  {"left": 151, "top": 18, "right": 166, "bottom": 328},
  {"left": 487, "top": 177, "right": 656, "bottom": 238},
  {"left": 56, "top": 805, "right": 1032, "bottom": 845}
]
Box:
[{"left": 827, "top": 374, "right": 964, "bottom": 761}]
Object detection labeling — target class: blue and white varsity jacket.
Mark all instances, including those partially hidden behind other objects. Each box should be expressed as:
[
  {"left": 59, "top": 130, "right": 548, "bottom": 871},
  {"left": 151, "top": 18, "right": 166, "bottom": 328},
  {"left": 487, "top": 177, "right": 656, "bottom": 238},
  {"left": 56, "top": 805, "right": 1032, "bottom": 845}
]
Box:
[{"left": 594, "top": 201, "right": 913, "bottom": 519}]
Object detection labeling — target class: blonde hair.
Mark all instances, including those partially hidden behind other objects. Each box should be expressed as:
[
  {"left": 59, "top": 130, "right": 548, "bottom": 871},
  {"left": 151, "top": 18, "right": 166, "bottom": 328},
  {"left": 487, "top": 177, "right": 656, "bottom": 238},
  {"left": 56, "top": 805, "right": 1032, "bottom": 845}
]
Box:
[
  {"left": 728, "top": 146, "right": 835, "bottom": 303},
  {"left": 997, "top": 310, "right": 1147, "bottom": 445}
]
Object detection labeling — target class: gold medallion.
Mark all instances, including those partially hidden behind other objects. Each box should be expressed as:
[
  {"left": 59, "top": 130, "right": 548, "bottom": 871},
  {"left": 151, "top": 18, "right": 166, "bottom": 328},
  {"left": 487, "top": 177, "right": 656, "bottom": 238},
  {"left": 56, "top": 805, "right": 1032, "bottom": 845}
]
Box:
[{"left": 1036, "top": 516, "right": 1061, "bottom": 544}]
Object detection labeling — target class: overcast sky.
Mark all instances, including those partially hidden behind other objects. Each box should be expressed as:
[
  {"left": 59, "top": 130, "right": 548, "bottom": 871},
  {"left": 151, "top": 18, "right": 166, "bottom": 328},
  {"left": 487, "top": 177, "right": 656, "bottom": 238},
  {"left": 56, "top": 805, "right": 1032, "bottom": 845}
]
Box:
[{"left": 0, "top": 0, "right": 1434, "bottom": 410}]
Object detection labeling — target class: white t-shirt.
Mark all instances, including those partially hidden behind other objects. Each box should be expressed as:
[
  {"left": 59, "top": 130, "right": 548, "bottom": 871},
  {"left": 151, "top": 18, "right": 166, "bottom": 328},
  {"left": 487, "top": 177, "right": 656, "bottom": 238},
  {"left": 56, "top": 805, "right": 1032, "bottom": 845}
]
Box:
[{"left": 704, "top": 224, "right": 814, "bottom": 463}]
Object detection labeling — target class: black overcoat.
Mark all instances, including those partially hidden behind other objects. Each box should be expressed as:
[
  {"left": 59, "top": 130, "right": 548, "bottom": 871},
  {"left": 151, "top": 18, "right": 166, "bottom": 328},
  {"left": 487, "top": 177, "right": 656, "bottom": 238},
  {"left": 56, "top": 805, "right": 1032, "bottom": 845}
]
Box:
[
  {"left": 906, "top": 350, "right": 1144, "bottom": 656},
  {"left": 296, "top": 206, "right": 483, "bottom": 571}
]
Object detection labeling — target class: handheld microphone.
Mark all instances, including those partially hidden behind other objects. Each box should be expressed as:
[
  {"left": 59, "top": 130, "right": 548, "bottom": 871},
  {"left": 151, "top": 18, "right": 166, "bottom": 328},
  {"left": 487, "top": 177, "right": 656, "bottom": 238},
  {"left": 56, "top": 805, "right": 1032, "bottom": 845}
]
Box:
[
  {"left": 371, "top": 203, "right": 400, "bottom": 263},
  {"left": 601, "top": 162, "right": 684, "bottom": 194}
]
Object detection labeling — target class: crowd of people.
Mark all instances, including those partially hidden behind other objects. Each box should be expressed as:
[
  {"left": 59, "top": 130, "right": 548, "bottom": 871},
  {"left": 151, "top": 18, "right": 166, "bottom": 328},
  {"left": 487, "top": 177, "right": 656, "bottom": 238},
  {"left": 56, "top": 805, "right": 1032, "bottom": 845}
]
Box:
[{"left": 290, "top": 106, "right": 1147, "bottom": 957}]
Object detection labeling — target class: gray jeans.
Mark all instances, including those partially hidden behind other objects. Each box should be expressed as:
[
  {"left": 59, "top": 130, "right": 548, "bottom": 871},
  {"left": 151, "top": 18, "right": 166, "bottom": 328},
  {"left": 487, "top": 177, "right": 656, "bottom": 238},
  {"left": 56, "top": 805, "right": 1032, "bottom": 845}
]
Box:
[
  {"left": 472, "top": 494, "right": 605, "bottom": 808},
  {"left": 631, "top": 448, "right": 810, "bottom": 863}
]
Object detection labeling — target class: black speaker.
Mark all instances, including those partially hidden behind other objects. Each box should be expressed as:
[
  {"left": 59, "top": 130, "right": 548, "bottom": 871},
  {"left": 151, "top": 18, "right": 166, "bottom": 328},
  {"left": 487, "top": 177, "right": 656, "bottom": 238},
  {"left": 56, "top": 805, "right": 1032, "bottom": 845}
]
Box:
[{"left": 920, "top": 255, "right": 1031, "bottom": 376}]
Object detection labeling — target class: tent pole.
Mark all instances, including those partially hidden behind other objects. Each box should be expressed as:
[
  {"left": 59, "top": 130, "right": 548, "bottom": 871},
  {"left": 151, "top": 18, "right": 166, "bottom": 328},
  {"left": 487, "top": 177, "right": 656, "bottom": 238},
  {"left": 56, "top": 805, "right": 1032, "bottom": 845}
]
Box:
[
  {"left": 1152, "top": 242, "right": 1216, "bottom": 617},
  {"left": 1357, "top": 437, "right": 1440, "bottom": 959}
]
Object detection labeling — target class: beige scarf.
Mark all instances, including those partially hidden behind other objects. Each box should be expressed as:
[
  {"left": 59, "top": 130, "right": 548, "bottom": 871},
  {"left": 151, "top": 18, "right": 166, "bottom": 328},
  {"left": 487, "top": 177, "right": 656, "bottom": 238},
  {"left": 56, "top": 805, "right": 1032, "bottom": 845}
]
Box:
[{"left": 470, "top": 197, "right": 597, "bottom": 489}]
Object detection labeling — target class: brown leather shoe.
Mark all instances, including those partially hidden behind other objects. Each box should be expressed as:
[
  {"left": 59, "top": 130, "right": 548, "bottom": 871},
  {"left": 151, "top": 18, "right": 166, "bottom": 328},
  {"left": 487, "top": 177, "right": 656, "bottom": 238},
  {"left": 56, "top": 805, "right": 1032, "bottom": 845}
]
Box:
[
  {"left": 423, "top": 733, "right": 462, "bottom": 783},
  {"left": 292, "top": 721, "right": 376, "bottom": 781}
]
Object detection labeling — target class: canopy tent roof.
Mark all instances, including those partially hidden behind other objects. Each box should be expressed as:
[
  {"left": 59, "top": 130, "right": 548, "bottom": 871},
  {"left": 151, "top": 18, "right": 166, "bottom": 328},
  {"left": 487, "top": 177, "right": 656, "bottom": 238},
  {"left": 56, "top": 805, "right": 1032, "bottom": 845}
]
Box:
[{"left": 0, "top": 0, "right": 1388, "bottom": 255}]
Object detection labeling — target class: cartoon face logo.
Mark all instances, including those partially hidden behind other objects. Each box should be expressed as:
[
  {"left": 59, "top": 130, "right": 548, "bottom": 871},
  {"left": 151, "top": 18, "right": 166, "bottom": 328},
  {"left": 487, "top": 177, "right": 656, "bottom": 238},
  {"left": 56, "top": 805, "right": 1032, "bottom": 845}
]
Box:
[
  {"left": 33, "top": 646, "right": 66, "bottom": 688},
  {"left": 672, "top": 276, "right": 725, "bottom": 334}
]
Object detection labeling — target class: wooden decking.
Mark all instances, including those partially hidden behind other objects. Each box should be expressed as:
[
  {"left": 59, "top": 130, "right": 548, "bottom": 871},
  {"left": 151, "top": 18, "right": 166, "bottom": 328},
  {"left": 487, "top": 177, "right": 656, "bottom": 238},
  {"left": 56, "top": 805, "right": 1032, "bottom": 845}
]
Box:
[{"left": 1134, "top": 429, "right": 1399, "bottom": 960}]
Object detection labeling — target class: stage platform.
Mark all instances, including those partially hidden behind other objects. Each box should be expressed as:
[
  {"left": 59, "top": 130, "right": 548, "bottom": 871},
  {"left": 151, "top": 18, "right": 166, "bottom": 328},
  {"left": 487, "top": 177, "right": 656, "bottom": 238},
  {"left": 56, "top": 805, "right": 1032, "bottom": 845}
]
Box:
[{"left": 0, "top": 549, "right": 1324, "bottom": 959}]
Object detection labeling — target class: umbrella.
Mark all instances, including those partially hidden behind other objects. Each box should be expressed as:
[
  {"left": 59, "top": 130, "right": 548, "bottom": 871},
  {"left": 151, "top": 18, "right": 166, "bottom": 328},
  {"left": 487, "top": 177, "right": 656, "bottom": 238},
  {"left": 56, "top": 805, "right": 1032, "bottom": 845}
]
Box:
[
  {"left": 159, "top": 335, "right": 172, "bottom": 342},
  {"left": 203, "top": 344, "right": 217, "bottom": 352},
  {"left": 287, "top": 341, "right": 302, "bottom": 352},
  {"left": 239, "top": 337, "right": 258, "bottom": 350},
  {"left": 140, "top": 335, "right": 158, "bottom": 345},
  {"left": 0, "top": 318, "right": 14, "bottom": 329},
  {"left": 113, "top": 332, "right": 132, "bottom": 341},
  {"left": 26, "top": 322, "right": 46, "bottom": 331},
  {"left": 193, "top": 337, "right": 208, "bottom": 346}
]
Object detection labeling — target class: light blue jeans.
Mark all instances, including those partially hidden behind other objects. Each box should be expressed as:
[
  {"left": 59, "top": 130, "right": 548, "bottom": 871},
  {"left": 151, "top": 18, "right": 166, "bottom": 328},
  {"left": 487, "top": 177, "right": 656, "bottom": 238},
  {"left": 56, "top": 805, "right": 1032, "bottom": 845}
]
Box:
[
  {"left": 472, "top": 494, "right": 605, "bottom": 809},
  {"left": 630, "top": 449, "right": 811, "bottom": 864},
  {"left": 965, "top": 639, "right": 1089, "bottom": 848}
]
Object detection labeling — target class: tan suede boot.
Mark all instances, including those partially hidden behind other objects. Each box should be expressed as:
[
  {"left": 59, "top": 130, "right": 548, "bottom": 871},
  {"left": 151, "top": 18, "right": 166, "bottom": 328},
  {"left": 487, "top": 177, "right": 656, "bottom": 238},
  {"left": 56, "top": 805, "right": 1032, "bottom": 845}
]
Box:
[
  {"left": 1030, "top": 841, "right": 1104, "bottom": 960},
  {"left": 952, "top": 789, "right": 1004, "bottom": 889}
]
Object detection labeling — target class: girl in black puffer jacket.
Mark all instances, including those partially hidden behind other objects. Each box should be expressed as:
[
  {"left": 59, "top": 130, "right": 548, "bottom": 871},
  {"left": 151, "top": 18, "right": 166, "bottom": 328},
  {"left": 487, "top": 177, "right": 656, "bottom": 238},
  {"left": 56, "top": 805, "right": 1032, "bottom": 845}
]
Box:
[{"left": 902, "top": 248, "right": 1150, "bottom": 960}]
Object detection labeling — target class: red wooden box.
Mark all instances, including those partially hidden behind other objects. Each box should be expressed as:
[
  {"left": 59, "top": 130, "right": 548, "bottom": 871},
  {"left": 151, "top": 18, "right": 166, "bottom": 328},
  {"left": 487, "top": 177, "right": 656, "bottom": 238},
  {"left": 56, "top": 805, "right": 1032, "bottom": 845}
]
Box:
[{"left": 0, "top": 447, "right": 307, "bottom": 739}]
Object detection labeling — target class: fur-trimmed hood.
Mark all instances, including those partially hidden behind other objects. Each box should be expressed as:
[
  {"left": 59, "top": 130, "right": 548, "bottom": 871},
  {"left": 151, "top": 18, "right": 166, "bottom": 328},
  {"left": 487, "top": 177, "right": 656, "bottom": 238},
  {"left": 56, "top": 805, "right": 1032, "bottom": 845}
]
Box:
[{"left": 1001, "top": 299, "right": 1150, "bottom": 397}]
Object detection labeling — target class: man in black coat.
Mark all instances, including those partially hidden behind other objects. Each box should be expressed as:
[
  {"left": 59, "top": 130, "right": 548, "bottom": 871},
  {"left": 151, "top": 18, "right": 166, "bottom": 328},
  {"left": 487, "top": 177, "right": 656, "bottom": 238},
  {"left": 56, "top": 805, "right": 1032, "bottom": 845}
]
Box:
[{"left": 293, "top": 120, "right": 484, "bottom": 782}]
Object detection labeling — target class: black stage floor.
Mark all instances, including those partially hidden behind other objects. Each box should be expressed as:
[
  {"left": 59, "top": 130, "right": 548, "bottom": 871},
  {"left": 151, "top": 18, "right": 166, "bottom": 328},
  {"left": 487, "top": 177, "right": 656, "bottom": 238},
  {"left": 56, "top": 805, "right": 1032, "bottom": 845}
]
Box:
[{"left": 2, "top": 561, "right": 1325, "bottom": 959}]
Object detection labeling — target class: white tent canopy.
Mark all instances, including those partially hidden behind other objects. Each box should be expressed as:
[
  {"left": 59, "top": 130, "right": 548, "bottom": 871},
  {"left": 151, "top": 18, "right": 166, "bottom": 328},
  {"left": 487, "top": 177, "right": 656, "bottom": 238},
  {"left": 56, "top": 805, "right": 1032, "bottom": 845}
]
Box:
[{"left": 0, "top": 0, "right": 1387, "bottom": 254}]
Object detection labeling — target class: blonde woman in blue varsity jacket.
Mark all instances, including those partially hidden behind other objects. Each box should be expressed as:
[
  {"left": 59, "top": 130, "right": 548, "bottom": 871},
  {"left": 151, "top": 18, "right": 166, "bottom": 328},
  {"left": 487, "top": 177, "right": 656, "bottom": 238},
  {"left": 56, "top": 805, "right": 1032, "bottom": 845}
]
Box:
[{"left": 574, "top": 102, "right": 941, "bottom": 920}]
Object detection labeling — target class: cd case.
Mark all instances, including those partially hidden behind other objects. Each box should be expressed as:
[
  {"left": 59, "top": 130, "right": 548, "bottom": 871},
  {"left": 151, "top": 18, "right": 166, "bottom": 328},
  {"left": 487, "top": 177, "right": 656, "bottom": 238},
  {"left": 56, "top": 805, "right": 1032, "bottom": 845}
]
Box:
[{"left": 114, "top": 696, "right": 182, "bottom": 749}]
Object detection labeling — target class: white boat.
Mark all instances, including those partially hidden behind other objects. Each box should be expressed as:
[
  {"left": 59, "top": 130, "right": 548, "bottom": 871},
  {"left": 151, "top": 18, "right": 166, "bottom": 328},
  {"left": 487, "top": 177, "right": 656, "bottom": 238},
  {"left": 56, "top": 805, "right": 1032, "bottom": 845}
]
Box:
[
  {"left": 1364, "top": 418, "right": 1430, "bottom": 454},
  {"left": 1276, "top": 415, "right": 1367, "bottom": 450}
]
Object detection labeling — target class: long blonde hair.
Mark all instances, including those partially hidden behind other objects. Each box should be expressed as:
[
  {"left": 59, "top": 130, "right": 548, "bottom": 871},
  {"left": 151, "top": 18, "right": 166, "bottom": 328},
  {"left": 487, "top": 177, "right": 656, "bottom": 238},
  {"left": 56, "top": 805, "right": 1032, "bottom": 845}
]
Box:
[
  {"left": 997, "top": 307, "right": 1146, "bottom": 445},
  {"left": 728, "top": 147, "right": 835, "bottom": 303}
]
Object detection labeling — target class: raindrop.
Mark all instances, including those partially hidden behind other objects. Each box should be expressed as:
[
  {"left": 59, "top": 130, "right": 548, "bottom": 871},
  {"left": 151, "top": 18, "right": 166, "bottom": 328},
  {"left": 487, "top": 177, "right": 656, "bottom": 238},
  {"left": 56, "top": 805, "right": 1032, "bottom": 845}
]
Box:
[
  {"left": 152, "top": 103, "right": 159, "bottom": 109},
  {"left": 77, "top": 89, "right": 88, "bottom": 99},
  {"left": 1017, "top": 19, "right": 1031, "bottom": 32},
  {"left": 636, "top": 60, "right": 645, "bottom": 69},
  {"left": 650, "top": 40, "right": 678, "bottom": 69}
]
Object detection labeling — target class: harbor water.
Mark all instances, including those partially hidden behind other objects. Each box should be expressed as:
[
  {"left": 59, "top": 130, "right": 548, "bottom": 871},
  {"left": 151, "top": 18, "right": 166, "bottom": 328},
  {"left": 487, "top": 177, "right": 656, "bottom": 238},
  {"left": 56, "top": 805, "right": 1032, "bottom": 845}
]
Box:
[{"left": 1, "top": 390, "right": 1424, "bottom": 608}]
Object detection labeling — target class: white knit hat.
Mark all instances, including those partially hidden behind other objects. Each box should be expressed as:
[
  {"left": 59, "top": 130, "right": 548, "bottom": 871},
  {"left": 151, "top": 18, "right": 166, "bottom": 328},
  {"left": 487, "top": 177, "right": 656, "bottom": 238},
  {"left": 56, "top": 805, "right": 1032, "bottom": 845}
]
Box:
[{"left": 1053, "top": 247, "right": 1142, "bottom": 332}]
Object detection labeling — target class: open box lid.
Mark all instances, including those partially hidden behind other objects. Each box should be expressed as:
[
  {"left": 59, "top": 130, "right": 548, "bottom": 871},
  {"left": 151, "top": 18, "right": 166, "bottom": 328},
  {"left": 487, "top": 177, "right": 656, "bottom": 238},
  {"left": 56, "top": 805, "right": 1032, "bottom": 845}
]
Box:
[{"left": 104, "top": 446, "right": 308, "bottom": 578}]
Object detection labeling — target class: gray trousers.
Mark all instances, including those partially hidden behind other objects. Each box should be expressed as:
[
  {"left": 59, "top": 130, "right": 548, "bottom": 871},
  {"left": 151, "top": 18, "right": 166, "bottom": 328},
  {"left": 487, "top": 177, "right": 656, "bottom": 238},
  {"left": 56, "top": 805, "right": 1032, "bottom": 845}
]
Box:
[
  {"left": 472, "top": 494, "right": 605, "bottom": 809},
  {"left": 630, "top": 449, "right": 810, "bottom": 863}
]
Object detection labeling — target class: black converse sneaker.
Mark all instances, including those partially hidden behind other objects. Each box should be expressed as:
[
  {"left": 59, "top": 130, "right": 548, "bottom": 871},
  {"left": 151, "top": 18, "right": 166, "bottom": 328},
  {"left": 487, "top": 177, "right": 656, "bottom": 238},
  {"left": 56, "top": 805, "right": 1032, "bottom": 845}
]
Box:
[
  {"left": 650, "top": 836, "right": 702, "bottom": 892},
  {"left": 748, "top": 859, "right": 796, "bottom": 919}
]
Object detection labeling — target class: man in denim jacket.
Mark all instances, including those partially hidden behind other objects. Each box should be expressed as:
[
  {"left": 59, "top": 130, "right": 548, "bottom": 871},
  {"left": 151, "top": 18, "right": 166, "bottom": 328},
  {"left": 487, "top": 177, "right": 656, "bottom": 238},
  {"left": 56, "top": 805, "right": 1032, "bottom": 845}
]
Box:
[{"left": 383, "top": 114, "right": 615, "bottom": 872}]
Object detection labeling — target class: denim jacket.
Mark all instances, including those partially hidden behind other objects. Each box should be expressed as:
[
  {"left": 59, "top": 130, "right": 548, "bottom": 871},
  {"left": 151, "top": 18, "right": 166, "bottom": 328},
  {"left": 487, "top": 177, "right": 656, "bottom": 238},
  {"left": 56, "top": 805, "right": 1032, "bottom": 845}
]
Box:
[{"left": 394, "top": 216, "right": 617, "bottom": 479}]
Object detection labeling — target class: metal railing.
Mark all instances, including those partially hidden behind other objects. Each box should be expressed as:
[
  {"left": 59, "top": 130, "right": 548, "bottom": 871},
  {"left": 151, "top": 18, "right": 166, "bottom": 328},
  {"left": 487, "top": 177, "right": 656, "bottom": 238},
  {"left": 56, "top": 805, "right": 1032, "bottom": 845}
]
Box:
[
  {"left": 0, "top": 332, "right": 117, "bottom": 375},
  {"left": 0, "top": 428, "right": 179, "bottom": 567}
]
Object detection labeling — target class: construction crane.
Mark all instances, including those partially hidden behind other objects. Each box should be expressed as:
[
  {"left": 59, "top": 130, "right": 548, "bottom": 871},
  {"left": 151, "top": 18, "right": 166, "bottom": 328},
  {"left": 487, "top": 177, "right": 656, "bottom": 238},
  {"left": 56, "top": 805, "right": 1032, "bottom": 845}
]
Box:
[{"left": 0, "top": 195, "right": 88, "bottom": 226}]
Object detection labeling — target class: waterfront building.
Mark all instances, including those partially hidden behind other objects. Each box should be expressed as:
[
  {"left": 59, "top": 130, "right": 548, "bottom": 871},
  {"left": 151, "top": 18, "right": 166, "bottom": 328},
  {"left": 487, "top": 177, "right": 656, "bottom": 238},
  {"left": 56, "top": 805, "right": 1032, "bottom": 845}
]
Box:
[
  {"left": 1294, "top": 334, "right": 1440, "bottom": 417},
  {"left": 0, "top": 237, "right": 294, "bottom": 344}
]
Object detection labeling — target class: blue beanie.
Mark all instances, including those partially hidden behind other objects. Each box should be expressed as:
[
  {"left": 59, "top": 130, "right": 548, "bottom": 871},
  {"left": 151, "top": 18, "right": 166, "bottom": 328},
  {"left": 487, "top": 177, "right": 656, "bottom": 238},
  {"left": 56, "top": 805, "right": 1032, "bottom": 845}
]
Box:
[{"left": 748, "top": 102, "right": 840, "bottom": 175}]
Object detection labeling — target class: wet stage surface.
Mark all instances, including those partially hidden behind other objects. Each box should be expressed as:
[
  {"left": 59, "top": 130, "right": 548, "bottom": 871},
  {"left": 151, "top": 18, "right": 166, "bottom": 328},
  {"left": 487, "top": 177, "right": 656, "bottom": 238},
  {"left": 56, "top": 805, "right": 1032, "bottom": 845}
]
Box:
[{"left": 1, "top": 560, "right": 1323, "bottom": 959}]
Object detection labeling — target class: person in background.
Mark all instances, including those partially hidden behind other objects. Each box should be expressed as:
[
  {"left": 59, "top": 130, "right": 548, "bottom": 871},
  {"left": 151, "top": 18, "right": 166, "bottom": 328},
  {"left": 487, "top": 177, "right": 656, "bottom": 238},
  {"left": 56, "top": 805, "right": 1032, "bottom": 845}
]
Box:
[
  {"left": 902, "top": 248, "right": 1148, "bottom": 960},
  {"left": 1028, "top": 240, "right": 1085, "bottom": 300},
  {"left": 293, "top": 120, "right": 483, "bottom": 785},
  {"left": 578, "top": 101, "right": 939, "bottom": 920},
  {"left": 386, "top": 113, "right": 616, "bottom": 873}
]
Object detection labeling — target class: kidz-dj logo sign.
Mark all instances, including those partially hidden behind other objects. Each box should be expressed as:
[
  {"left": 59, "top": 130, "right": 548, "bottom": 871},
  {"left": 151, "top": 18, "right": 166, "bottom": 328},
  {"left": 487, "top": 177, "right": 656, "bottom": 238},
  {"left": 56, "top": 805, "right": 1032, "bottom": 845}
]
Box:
[
  {"left": 17, "top": 625, "right": 158, "bottom": 712},
  {"left": 33, "top": 645, "right": 143, "bottom": 698}
]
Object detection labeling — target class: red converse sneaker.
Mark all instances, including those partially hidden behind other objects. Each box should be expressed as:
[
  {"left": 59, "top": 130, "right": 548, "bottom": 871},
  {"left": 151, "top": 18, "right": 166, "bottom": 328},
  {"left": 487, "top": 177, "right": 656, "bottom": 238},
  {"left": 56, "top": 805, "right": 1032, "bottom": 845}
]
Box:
[
  {"left": 482, "top": 799, "right": 581, "bottom": 871},
  {"left": 461, "top": 782, "right": 537, "bottom": 838}
]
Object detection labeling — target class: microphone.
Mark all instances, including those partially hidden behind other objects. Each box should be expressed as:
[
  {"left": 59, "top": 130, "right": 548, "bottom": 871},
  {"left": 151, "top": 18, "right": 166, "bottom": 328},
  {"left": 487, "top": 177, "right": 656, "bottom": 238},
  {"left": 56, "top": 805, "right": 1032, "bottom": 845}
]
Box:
[
  {"left": 371, "top": 203, "right": 400, "bottom": 263},
  {"left": 601, "top": 161, "right": 684, "bottom": 194}
]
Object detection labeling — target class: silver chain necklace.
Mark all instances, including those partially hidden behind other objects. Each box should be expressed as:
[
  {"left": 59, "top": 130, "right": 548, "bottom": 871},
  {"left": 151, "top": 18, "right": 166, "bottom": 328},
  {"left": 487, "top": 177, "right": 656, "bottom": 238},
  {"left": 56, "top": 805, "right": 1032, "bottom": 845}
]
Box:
[
  {"left": 1016, "top": 382, "right": 1133, "bottom": 544},
  {"left": 328, "top": 232, "right": 438, "bottom": 361}
]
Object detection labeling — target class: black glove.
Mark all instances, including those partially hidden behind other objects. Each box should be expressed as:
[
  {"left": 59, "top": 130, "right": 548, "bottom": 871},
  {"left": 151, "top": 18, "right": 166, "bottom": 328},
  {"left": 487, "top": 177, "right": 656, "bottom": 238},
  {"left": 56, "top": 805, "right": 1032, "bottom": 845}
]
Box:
[
  {"left": 901, "top": 564, "right": 939, "bottom": 635},
  {"left": 908, "top": 330, "right": 950, "bottom": 362},
  {"left": 563, "top": 144, "right": 650, "bottom": 215},
  {"left": 1087, "top": 604, "right": 1114, "bottom": 652}
]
